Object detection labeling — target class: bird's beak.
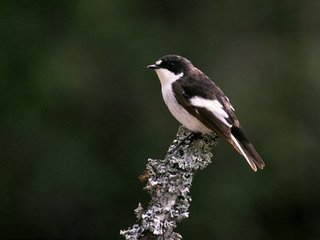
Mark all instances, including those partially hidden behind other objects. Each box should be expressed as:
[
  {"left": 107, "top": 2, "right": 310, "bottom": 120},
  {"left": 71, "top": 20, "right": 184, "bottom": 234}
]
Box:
[{"left": 147, "top": 64, "right": 159, "bottom": 70}]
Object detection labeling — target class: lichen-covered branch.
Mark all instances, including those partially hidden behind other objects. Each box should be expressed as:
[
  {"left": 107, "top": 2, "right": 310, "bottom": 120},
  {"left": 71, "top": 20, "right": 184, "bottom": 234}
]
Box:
[{"left": 120, "top": 126, "right": 218, "bottom": 240}]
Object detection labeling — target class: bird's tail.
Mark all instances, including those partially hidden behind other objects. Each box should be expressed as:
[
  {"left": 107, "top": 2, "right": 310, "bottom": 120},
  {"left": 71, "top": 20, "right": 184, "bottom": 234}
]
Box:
[{"left": 228, "top": 126, "right": 265, "bottom": 172}]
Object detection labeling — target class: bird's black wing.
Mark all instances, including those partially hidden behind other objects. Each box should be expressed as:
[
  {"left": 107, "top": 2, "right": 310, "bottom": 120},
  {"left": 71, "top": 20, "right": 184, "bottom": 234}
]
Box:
[
  {"left": 172, "top": 68, "right": 237, "bottom": 137},
  {"left": 172, "top": 69, "right": 265, "bottom": 171}
]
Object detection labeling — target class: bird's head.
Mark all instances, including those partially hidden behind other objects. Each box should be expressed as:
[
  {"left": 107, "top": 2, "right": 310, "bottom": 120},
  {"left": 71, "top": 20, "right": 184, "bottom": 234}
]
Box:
[{"left": 147, "top": 55, "right": 192, "bottom": 85}]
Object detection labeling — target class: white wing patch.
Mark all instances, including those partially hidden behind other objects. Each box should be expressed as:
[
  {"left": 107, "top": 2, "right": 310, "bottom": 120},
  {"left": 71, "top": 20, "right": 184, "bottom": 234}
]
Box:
[
  {"left": 225, "top": 96, "right": 235, "bottom": 111},
  {"left": 190, "top": 96, "right": 232, "bottom": 127},
  {"left": 230, "top": 104, "right": 235, "bottom": 112}
]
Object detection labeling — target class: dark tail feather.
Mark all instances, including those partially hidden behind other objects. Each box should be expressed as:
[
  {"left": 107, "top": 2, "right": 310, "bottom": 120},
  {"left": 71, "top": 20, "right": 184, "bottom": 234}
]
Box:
[{"left": 230, "top": 126, "right": 265, "bottom": 171}]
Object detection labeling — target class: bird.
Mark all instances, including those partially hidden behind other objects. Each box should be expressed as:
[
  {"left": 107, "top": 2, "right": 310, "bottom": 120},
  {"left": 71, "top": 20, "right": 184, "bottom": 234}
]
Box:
[{"left": 147, "top": 54, "right": 265, "bottom": 172}]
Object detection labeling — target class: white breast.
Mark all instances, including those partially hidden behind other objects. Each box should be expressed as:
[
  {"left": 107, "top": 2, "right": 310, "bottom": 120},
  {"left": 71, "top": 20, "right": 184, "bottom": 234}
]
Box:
[{"left": 155, "top": 68, "right": 211, "bottom": 133}]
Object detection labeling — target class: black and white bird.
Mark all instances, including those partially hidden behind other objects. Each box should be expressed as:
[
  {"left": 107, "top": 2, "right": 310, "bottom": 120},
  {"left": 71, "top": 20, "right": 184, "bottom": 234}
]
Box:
[{"left": 147, "top": 54, "right": 265, "bottom": 172}]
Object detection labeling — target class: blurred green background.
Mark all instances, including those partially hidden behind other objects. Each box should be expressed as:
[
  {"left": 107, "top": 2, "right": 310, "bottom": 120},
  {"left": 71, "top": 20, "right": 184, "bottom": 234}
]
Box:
[{"left": 1, "top": 1, "right": 320, "bottom": 239}]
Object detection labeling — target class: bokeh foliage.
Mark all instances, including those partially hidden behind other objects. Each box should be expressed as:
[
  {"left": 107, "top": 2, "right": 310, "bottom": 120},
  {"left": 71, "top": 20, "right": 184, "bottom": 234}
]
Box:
[{"left": 1, "top": 1, "right": 320, "bottom": 239}]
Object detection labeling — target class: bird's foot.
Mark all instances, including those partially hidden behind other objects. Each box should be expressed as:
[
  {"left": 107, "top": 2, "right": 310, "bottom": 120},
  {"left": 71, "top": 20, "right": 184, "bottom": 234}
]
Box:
[{"left": 168, "top": 132, "right": 202, "bottom": 154}]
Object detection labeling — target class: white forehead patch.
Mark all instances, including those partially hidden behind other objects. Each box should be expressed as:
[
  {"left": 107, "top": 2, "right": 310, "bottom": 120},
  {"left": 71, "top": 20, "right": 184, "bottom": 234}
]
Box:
[{"left": 156, "top": 60, "right": 162, "bottom": 65}]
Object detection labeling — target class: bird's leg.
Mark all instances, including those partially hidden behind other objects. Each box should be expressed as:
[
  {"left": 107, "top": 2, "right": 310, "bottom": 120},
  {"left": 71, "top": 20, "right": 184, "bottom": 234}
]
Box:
[
  {"left": 185, "top": 132, "right": 202, "bottom": 142},
  {"left": 168, "top": 132, "right": 202, "bottom": 154}
]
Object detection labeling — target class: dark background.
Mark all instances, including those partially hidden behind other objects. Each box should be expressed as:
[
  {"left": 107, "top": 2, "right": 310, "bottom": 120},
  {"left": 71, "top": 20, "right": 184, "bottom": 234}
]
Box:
[{"left": 1, "top": 1, "right": 320, "bottom": 239}]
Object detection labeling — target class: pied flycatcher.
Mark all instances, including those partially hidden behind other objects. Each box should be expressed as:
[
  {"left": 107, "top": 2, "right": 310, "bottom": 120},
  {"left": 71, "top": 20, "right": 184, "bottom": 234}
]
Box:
[{"left": 147, "top": 54, "right": 265, "bottom": 172}]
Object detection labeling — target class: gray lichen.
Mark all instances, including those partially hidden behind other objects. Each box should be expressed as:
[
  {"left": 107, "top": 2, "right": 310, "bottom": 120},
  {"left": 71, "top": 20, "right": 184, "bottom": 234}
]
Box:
[{"left": 120, "top": 126, "right": 218, "bottom": 240}]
